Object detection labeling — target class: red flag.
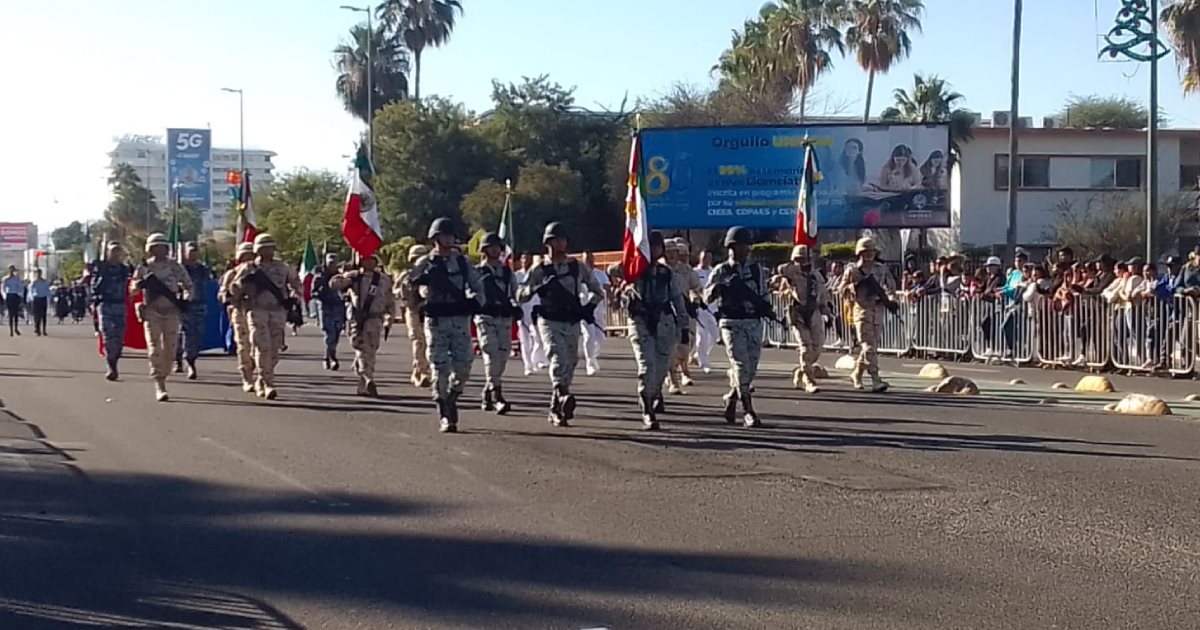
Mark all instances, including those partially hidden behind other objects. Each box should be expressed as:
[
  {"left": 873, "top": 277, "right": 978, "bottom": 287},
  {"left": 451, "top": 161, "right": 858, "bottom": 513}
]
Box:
[
  {"left": 237, "top": 172, "right": 257, "bottom": 244},
  {"left": 621, "top": 133, "right": 651, "bottom": 283},
  {"left": 793, "top": 144, "right": 821, "bottom": 247},
  {"left": 96, "top": 294, "right": 147, "bottom": 356}
]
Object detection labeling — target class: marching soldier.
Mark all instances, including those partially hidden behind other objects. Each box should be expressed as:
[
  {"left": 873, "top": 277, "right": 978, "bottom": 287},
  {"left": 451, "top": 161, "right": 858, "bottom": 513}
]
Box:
[
  {"left": 331, "top": 253, "right": 395, "bottom": 397},
  {"left": 129, "top": 233, "right": 193, "bottom": 402},
  {"left": 704, "top": 226, "right": 770, "bottom": 428},
  {"left": 395, "top": 245, "right": 433, "bottom": 388},
  {"left": 476, "top": 232, "right": 519, "bottom": 414},
  {"left": 624, "top": 231, "right": 687, "bottom": 430},
  {"left": 409, "top": 218, "right": 484, "bottom": 433},
  {"left": 92, "top": 241, "right": 134, "bottom": 381},
  {"left": 772, "top": 244, "right": 830, "bottom": 393},
  {"left": 842, "top": 237, "right": 897, "bottom": 392},
  {"left": 517, "top": 222, "right": 605, "bottom": 427},
  {"left": 219, "top": 243, "right": 257, "bottom": 392},
  {"left": 176, "top": 243, "right": 212, "bottom": 380},
  {"left": 229, "top": 233, "right": 303, "bottom": 400},
  {"left": 665, "top": 238, "right": 703, "bottom": 394},
  {"left": 312, "top": 253, "right": 347, "bottom": 370}
]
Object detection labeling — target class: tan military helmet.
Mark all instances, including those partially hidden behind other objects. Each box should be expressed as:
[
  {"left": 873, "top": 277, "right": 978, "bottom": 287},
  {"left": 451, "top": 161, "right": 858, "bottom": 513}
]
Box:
[
  {"left": 674, "top": 239, "right": 690, "bottom": 255},
  {"left": 145, "top": 232, "right": 169, "bottom": 253},
  {"left": 791, "top": 244, "right": 810, "bottom": 259},
  {"left": 408, "top": 244, "right": 429, "bottom": 262},
  {"left": 235, "top": 242, "right": 255, "bottom": 261},
  {"left": 252, "top": 233, "right": 277, "bottom": 252},
  {"left": 854, "top": 237, "right": 876, "bottom": 255}
]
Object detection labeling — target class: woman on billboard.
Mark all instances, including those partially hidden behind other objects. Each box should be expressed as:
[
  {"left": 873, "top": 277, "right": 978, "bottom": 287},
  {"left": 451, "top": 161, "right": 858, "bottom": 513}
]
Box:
[
  {"left": 867, "top": 144, "right": 921, "bottom": 192},
  {"left": 920, "top": 150, "right": 948, "bottom": 189},
  {"left": 838, "top": 138, "right": 867, "bottom": 193}
]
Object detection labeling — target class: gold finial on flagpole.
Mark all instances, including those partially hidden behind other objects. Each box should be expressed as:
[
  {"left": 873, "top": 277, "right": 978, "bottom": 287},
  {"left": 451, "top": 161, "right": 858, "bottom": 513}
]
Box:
[
  {"left": 505, "top": 178, "right": 512, "bottom": 191},
  {"left": 635, "top": 112, "right": 642, "bottom": 133}
]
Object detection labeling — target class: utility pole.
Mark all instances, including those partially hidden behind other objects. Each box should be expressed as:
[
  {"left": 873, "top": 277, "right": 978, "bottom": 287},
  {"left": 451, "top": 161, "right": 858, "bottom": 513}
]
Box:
[
  {"left": 1004, "top": 0, "right": 1023, "bottom": 258},
  {"left": 1147, "top": 0, "right": 1160, "bottom": 262},
  {"left": 341, "top": 5, "right": 374, "bottom": 160}
]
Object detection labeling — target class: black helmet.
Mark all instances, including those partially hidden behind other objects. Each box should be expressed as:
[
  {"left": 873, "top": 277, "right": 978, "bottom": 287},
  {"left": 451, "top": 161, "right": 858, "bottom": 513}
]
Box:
[
  {"left": 648, "top": 231, "right": 665, "bottom": 249},
  {"left": 724, "top": 226, "right": 752, "bottom": 248},
  {"left": 543, "top": 222, "right": 568, "bottom": 244},
  {"left": 481, "top": 232, "right": 504, "bottom": 249},
  {"left": 428, "top": 217, "right": 455, "bottom": 240}
]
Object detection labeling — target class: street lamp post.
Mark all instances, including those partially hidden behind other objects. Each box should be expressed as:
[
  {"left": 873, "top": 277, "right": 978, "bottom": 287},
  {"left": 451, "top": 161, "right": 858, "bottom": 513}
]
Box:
[
  {"left": 341, "top": 4, "right": 373, "bottom": 161},
  {"left": 220, "top": 87, "right": 245, "bottom": 174},
  {"left": 1005, "top": 0, "right": 1023, "bottom": 259}
]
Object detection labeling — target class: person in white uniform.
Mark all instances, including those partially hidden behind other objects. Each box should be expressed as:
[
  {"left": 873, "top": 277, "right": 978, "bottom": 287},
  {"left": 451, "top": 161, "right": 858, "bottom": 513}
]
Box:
[
  {"left": 693, "top": 249, "right": 718, "bottom": 374},
  {"left": 515, "top": 253, "right": 548, "bottom": 375},
  {"left": 580, "top": 251, "right": 611, "bottom": 375}
]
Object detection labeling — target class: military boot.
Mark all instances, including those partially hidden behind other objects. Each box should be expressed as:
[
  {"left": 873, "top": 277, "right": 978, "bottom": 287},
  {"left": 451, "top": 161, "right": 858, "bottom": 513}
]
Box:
[
  {"left": 741, "top": 391, "right": 761, "bottom": 428},
  {"left": 105, "top": 359, "right": 119, "bottom": 382},
  {"left": 437, "top": 399, "right": 457, "bottom": 433},
  {"left": 241, "top": 380, "right": 255, "bottom": 394},
  {"left": 174, "top": 359, "right": 184, "bottom": 374},
  {"left": 850, "top": 368, "right": 865, "bottom": 390},
  {"left": 365, "top": 379, "right": 379, "bottom": 398},
  {"left": 722, "top": 389, "right": 739, "bottom": 425},
  {"left": 154, "top": 378, "right": 169, "bottom": 403},
  {"left": 869, "top": 373, "right": 889, "bottom": 393},
  {"left": 801, "top": 369, "right": 820, "bottom": 394},
  {"left": 356, "top": 375, "right": 369, "bottom": 396},
  {"left": 186, "top": 359, "right": 198, "bottom": 381},
  {"left": 548, "top": 389, "right": 569, "bottom": 427},
  {"left": 329, "top": 357, "right": 340, "bottom": 371},
  {"left": 559, "top": 388, "right": 577, "bottom": 421},
  {"left": 493, "top": 386, "right": 511, "bottom": 415},
  {"left": 640, "top": 394, "right": 659, "bottom": 431},
  {"left": 447, "top": 391, "right": 461, "bottom": 428},
  {"left": 653, "top": 395, "right": 665, "bottom": 415},
  {"left": 481, "top": 386, "right": 495, "bottom": 412}
]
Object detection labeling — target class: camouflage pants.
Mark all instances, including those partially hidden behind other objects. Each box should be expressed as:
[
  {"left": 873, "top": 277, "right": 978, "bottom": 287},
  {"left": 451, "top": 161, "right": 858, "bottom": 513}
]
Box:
[
  {"left": 229, "top": 307, "right": 254, "bottom": 385},
  {"left": 852, "top": 306, "right": 885, "bottom": 377},
  {"left": 177, "top": 306, "right": 206, "bottom": 362},
  {"left": 719, "top": 318, "right": 763, "bottom": 396},
  {"left": 98, "top": 302, "right": 126, "bottom": 363},
  {"left": 475, "top": 315, "right": 512, "bottom": 390},
  {"left": 142, "top": 310, "right": 181, "bottom": 381},
  {"left": 790, "top": 310, "right": 825, "bottom": 379},
  {"left": 248, "top": 308, "right": 286, "bottom": 389},
  {"left": 538, "top": 319, "right": 581, "bottom": 392},
  {"left": 350, "top": 317, "right": 383, "bottom": 383},
  {"left": 630, "top": 317, "right": 676, "bottom": 400},
  {"left": 667, "top": 319, "right": 697, "bottom": 388},
  {"left": 424, "top": 315, "right": 472, "bottom": 401},
  {"left": 322, "top": 307, "right": 345, "bottom": 359},
  {"left": 406, "top": 308, "right": 430, "bottom": 384}
]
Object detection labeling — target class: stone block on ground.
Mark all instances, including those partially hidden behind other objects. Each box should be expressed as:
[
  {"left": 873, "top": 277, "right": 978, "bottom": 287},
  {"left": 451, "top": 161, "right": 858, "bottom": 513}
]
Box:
[
  {"left": 1009, "top": 378, "right": 1026, "bottom": 385},
  {"left": 919, "top": 363, "right": 949, "bottom": 379},
  {"left": 1075, "top": 375, "right": 1115, "bottom": 393},
  {"left": 1051, "top": 382, "right": 1070, "bottom": 390},
  {"left": 1185, "top": 394, "right": 1200, "bottom": 402},
  {"left": 834, "top": 355, "right": 857, "bottom": 371},
  {"left": 1109, "top": 394, "right": 1171, "bottom": 416},
  {"left": 925, "top": 376, "right": 979, "bottom": 395}
]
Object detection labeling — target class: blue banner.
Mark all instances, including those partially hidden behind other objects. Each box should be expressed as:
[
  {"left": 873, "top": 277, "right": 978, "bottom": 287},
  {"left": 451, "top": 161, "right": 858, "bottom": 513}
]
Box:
[
  {"left": 640, "top": 124, "right": 951, "bottom": 230},
  {"left": 166, "top": 128, "right": 213, "bottom": 212}
]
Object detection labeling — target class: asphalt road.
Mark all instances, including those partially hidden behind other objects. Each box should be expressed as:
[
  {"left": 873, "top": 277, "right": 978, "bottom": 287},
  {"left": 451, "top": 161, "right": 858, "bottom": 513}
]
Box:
[{"left": 1, "top": 322, "right": 1198, "bottom": 629}]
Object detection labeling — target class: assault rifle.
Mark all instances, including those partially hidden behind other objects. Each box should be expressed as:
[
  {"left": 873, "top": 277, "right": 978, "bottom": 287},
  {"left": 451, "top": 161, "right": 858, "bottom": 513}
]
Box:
[
  {"left": 139, "top": 273, "right": 189, "bottom": 313},
  {"left": 856, "top": 274, "right": 901, "bottom": 315},
  {"left": 531, "top": 267, "right": 603, "bottom": 331},
  {"left": 723, "top": 271, "right": 786, "bottom": 327},
  {"left": 479, "top": 266, "right": 520, "bottom": 318},
  {"left": 410, "top": 256, "right": 478, "bottom": 318},
  {"left": 245, "top": 268, "right": 296, "bottom": 311}
]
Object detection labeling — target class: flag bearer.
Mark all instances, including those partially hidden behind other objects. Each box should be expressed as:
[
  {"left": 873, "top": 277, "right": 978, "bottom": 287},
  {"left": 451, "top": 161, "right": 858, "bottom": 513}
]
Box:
[
  {"left": 332, "top": 253, "right": 395, "bottom": 397},
  {"left": 624, "top": 231, "right": 687, "bottom": 430}
]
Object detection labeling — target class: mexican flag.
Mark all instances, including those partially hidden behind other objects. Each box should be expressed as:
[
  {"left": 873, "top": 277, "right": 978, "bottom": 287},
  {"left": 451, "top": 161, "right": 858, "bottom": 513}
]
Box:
[
  {"left": 497, "top": 184, "right": 514, "bottom": 263},
  {"left": 621, "top": 133, "right": 651, "bottom": 283},
  {"left": 342, "top": 144, "right": 383, "bottom": 258},
  {"left": 299, "top": 236, "right": 318, "bottom": 302},
  {"left": 168, "top": 181, "right": 182, "bottom": 261},
  {"left": 237, "top": 171, "right": 258, "bottom": 244},
  {"left": 793, "top": 144, "right": 821, "bottom": 247}
]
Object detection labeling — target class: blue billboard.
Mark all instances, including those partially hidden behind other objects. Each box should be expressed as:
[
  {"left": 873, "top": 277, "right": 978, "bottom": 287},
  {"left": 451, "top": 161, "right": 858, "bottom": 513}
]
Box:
[
  {"left": 640, "top": 124, "right": 951, "bottom": 230},
  {"left": 166, "top": 128, "right": 212, "bottom": 212}
]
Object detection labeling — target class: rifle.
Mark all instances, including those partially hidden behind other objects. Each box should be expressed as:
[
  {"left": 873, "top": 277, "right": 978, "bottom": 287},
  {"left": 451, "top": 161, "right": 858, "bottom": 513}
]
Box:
[
  {"left": 348, "top": 271, "right": 382, "bottom": 326},
  {"left": 479, "top": 265, "right": 520, "bottom": 318},
  {"left": 411, "top": 255, "right": 478, "bottom": 318},
  {"left": 246, "top": 268, "right": 294, "bottom": 311},
  {"left": 857, "top": 274, "right": 901, "bottom": 316},
  {"left": 723, "top": 270, "right": 786, "bottom": 327},
  {"left": 532, "top": 265, "right": 603, "bottom": 331},
  {"left": 139, "top": 273, "right": 189, "bottom": 313}
]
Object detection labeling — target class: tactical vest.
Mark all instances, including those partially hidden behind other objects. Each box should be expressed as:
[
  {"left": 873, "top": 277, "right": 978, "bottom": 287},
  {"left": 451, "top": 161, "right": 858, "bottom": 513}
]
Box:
[
  {"left": 423, "top": 254, "right": 476, "bottom": 318},
  {"left": 538, "top": 259, "right": 584, "bottom": 323},
  {"left": 478, "top": 263, "right": 516, "bottom": 318},
  {"left": 716, "top": 261, "right": 766, "bottom": 321},
  {"left": 629, "top": 263, "right": 675, "bottom": 322}
]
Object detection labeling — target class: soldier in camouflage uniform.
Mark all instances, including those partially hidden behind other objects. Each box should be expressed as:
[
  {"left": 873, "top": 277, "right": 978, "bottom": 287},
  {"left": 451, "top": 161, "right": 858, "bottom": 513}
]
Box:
[
  {"left": 331, "top": 252, "right": 395, "bottom": 397},
  {"left": 92, "top": 241, "right": 133, "bottom": 381},
  {"left": 409, "top": 218, "right": 484, "bottom": 433},
  {"left": 229, "top": 233, "right": 303, "bottom": 400},
  {"left": 517, "top": 222, "right": 604, "bottom": 427},
  {"left": 219, "top": 243, "right": 257, "bottom": 392},
  {"left": 705, "top": 226, "right": 768, "bottom": 428},
  {"left": 772, "top": 244, "right": 830, "bottom": 393},
  {"left": 841, "top": 237, "right": 895, "bottom": 392},
  {"left": 624, "top": 231, "right": 687, "bottom": 430},
  {"left": 395, "top": 245, "right": 433, "bottom": 388},
  {"left": 664, "top": 238, "right": 702, "bottom": 394},
  {"left": 176, "top": 243, "right": 212, "bottom": 380},
  {"left": 312, "top": 253, "right": 347, "bottom": 371},
  {"left": 476, "top": 232, "right": 519, "bottom": 415},
  {"left": 130, "top": 233, "right": 193, "bottom": 402}
]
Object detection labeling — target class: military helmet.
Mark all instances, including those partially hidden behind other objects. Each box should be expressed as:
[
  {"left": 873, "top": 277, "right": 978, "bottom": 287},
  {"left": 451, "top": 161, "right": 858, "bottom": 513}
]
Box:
[
  {"left": 144, "top": 232, "right": 169, "bottom": 252},
  {"left": 408, "top": 244, "right": 429, "bottom": 261},
  {"left": 480, "top": 232, "right": 504, "bottom": 249},
  {"left": 674, "top": 240, "right": 690, "bottom": 254},
  {"left": 106, "top": 240, "right": 122, "bottom": 251},
  {"left": 427, "top": 217, "right": 455, "bottom": 240},
  {"left": 235, "top": 242, "right": 254, "bottom": 258},
  {"left": 854, "top": 237, "right": 876, "bottom": 254},
  {"left": 543, "top": 222, "right": 568, "bottom": 243},
  {"left": 791, "top": 245, "right": 810, "bottom": 259},
  {"left": 648, "top": 231, "right": 665, "bottom": 249},
  {"left": 184, "top": 241, "right": 198, "bottom": 252},
  {"left": 724, "top": 226, "right": 752, "bottom": 248},
  {"left": 253, "top": 233, "right": 277, "bottom": 252}
]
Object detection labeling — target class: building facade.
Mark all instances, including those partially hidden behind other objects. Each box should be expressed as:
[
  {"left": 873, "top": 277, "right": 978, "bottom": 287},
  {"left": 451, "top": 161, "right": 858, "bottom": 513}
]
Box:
[
  {"left": 938, "top": 127, "right": 1200, "bottom": 254},
  {"left": 107, "top": 136, "right": 277, "bottom": 232}
]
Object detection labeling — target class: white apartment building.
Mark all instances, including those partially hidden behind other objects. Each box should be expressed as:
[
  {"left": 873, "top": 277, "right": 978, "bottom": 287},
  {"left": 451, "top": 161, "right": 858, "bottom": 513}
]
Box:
[
  {"left": 936, "top": 126, "right": 1200, "bottom": 254},
  {"left": 107, "top": 135, "right": 277, "bottom": 231}
]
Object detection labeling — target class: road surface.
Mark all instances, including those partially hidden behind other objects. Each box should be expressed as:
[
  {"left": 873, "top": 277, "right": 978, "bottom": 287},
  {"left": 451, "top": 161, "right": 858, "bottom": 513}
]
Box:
[{"left": 1, "top": 324, "right": 1198, "bottom": 629}]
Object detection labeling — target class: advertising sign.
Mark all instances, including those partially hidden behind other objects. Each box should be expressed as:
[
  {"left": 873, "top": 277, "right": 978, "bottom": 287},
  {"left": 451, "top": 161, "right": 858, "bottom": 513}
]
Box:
[
  {"left": 166, "top": 128, "right": 213, "bottom": 212},
  {"left": 0, "top": 223, "right": 31, "bottom": 251},
  {"left": 640, "top": 124, "right": 951, "bottom": 230}
]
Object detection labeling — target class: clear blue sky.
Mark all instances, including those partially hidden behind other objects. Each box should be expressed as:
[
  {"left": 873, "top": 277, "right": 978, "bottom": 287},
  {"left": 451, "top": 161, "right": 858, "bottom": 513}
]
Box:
[{"left": 1, "top": 0, "right": 1196, "bottom": 230}]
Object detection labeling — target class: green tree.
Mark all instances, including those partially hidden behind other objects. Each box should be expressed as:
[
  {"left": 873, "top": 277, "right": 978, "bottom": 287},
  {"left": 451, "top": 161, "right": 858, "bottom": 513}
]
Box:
[
  {"left": 460, "top": 162, "right": 587, "bottom": 253},
  {"left": 58, "top": 250, "right": 85, "bottom": 282},
  {"left": 105, "top": 163, "right": 162, "bottom": 237},
  {"left": 377, "top": 0, "right": 463, "bottom": 100},
  {"left": 844, "top": 0, "right": 924, "bottom": 122},
  {"left": 765, "top": 0, "right": 846, "bottom": 121},
  {"left": 1057, "top": 94, "right": 1163, "bottom": 129},
  {"left": 1046, "top": 193, "right": 1197, "bottom": 260},
  {"left": 1162, "top": 0, "right": 1200, "bottom": 94},
  {"left": 334, "top": 23, "right": 411, "bottom": 123},
  {"left": 51, "top": 221, "right": 88, "bottom": 251},
  {"left": 879, "top": 73, "right": 974, "bottom": 158},
  {"left": 257, "top": 169, "right": 352, "bottom": 262},
  {"left": 714, "top": 6, "right": 797, "bottom": 112}
]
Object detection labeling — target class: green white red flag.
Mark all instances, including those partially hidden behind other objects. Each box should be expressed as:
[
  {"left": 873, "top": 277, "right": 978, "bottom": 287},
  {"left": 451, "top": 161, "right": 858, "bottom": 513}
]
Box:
[
  {"left": 342, "top": 145, "right": 383, "bottom": 258},
  {"left": 621, "top": 133, "right": 650, "bottom": 283}
]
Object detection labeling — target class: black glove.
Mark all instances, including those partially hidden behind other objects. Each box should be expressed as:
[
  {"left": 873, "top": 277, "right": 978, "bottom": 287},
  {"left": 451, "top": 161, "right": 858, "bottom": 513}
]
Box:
[{"left": 680, "top": 328, "right": 690, "bottom": 345}]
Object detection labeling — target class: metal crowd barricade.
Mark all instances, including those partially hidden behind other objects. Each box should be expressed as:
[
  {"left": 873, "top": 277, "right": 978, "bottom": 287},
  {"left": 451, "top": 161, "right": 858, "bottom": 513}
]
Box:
[
  {"left": 1109, "top": 295, "right": 1195, "bottom": 374},
  {"left": 967, "top": 297, "right": 1031, "bottom": 365},
  {"left": 909, "top": 293, "right": 972, "bottom": 358},
  {"left": 824, "top": 293, "right": 855, "bottom": 353},
  {"left": 605, "top": 300, "right": 630, "bottom": 337}
]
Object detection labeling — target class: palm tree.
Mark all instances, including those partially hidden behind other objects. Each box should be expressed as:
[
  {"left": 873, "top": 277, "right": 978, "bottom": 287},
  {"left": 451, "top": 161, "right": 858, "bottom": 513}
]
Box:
[
  {"left": 107, "top": 163, "right": 142, "bottom": 191},
  {"left": 879, "top": 73, "right": 974, "bottom": 159},
  {"left": 765, "top": 0, "right": 846, "bottom": 122},
  {"left": 377, "top": 0, "right": 464, "bottom": 100},
  {"left": 334, "top": 23, "right": 411, "bottom": 123},
  {"left": 1162, "top": 0, "right": 1200, "bottom": 94},
  {"left": 714, "top": 9, "right": 796, "bottom": 110},
  {"left": 844, "top": 0, "right": 924, "bottom": 122}
]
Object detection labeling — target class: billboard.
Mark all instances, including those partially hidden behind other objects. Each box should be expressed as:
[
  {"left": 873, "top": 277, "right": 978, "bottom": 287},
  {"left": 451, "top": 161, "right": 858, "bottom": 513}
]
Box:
[
  {"left": 166, "top": 128, "right": 213, "bottom": 212},
  {"left": 0, "top": 223, "right": 32, "bottom": 251},
  {"left": 640, "top": 124, "right": 951, "bottom": 230}
]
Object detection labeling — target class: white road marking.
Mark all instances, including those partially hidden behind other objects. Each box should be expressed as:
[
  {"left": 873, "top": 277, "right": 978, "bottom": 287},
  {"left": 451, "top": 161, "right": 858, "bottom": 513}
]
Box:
[
  {"left": 199, "top": 437, "right": 348, "bottom": 506},
  {"left": 901, "top": 363, "right": 1000, "bottom": 374}
]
